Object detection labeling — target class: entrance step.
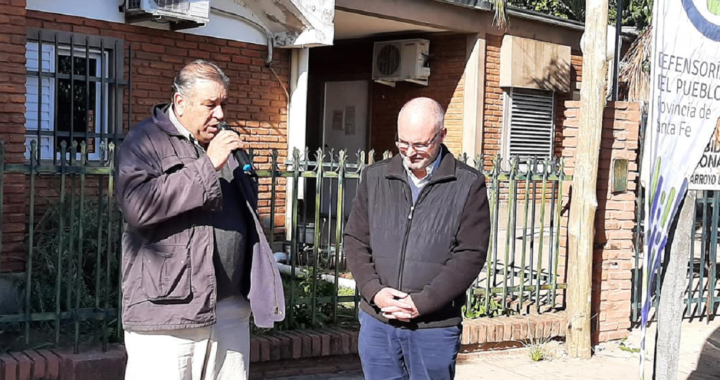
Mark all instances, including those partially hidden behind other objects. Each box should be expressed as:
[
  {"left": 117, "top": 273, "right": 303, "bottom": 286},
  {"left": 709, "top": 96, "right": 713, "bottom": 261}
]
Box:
[{"left": 460, "top": 311, "right": 567, "bottom": 348}]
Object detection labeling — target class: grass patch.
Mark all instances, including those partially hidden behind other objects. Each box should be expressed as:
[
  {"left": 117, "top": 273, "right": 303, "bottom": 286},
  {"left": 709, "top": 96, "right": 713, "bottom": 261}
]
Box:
[
  {"left": 619, "top": 344, "right": 641, "bottom": 354},
  {"left": 522, "top": 319, "right": 556, "bottom": 362}
]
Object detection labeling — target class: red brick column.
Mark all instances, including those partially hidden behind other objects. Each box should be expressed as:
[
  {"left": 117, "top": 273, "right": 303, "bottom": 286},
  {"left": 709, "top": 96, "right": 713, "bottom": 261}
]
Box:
[
  {"left": 0, "top": 0, "right": 28, "bottom": 272},
  {"left": 561, "top": 101, "right": 641, "bottom": 343},
  {"left": 481, "top": 35, "right": 502, "bottom": 170}
]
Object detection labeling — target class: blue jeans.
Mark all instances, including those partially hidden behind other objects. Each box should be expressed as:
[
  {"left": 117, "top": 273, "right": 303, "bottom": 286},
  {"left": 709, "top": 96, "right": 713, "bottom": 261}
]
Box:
[{"left": 358, "top": 310, "right": 462, "bottom": 380}]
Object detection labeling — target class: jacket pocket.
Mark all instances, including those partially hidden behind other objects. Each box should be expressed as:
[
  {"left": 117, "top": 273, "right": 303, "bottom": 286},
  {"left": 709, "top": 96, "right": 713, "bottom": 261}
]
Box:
[
  {"left": 141, "top": 244, "right": 192, "bottom": 302},
  {"left": 160, "top": 155, "right": 184, "bottom": 174}
]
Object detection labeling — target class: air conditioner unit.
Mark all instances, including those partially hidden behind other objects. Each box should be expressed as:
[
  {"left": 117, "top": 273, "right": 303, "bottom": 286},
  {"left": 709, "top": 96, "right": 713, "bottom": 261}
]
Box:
[
  {"left": 372, "top": 39, "right": 430, "bottom": 87},
  {"left": 124, "top": 0, "right": 210, "bottom": 30}
]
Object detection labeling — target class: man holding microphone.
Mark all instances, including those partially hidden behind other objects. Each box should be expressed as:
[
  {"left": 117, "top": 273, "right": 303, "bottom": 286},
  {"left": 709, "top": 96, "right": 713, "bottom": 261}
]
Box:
[{"left": 116, "top": 60, "right": 283, "bottom": 380}]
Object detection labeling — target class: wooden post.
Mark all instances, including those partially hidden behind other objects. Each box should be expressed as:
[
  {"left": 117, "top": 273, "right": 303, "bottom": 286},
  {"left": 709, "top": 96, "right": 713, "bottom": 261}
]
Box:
[
  {"left": 653, "top": 191, "right": 696, "bottom": 380},
  {"left": 566, "top": 0, "right": 609, "bottom": 359}
]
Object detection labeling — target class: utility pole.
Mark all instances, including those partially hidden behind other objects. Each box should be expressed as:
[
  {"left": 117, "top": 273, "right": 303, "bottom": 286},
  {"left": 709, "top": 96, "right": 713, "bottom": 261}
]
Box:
[
  {"left": 612, "top": 0, "right": 623, "bottom": 101},
  {"left": 566, "top": 0, "right": 609, "bottom": 359}
]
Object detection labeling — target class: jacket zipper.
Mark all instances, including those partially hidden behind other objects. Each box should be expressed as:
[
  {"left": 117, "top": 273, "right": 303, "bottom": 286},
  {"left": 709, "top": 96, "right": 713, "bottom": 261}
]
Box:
[
  {"left": 396, "top": 184, "right": 434, "bottom": 291},
  {"left": 397, "top": 204, "right": 414, "bottom": 291}
]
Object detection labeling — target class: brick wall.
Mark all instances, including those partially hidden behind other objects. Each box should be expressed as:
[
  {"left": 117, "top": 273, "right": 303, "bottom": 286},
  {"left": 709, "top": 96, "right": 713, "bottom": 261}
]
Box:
[
  {"left": 34, "top": 11, "right": 291, "bottom": 221},
  {"left": 0, "top": 10, "right": 291, "bottom": 271},
  {"left": 554, "top": 50, "right": 583, "bottom": 157},
  {"left": 0, "top": 0, "right": 28, "bottom": 272},
  {"left": 0, "top": 328, "right": 363, "bottom": 380},
  {"left": 482, "top": 35, "right": 583, "bottom": 169},
  {"left": 481, "top": 34, "right": 582, "bottom": 227},
  {"left": 371, "top": 34, "right": 466, "bottom": 155},
  {"left": 308, "top": 33, "right": 466, "bottom": 157},
  {"left": 561, "top": 101, "right": 641, "bottom": 343},
  {"left": 482, "top": 35, "right": 503, "bottom": 169},
  {"left": 23, "top": 12, "right": 291, "bottom": 151}
]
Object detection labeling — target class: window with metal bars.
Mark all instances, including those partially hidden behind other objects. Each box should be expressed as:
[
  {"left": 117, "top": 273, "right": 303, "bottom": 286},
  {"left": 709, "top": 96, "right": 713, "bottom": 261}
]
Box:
[
  {"left": 502, "top": 88, "right": 555, "bottom": 162},
  {"left": 24, "top": 30, "right": 126, "bottom": 163}
]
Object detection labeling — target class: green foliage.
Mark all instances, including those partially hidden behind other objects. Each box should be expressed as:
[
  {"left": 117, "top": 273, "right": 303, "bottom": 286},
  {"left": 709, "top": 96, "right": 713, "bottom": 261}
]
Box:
[
  {"left": 619, "top": 340, "right": 641, "bottom": 353},
  {"left": 624, "top": 0, "right": 653, "bottom": 30},
  {"left": 526, "top": 340, "right": 550, "bottom": 361},
  {"left": 251, "top": 269, "right": 359, "bottom": 333},
  {"left": 29, "top": 197, "right": 122, "bottom": 316},
  {"left": 338, "top": 286, "right": 355, "bottom": 297},
  {"left": 509, "top": 0, "right": 653, "bottom": 31},
  {"left": 522, "top": 319, "right": 555, "bottom": 362},
  {"left": 0, "top": 196, "right": 123, "bottom": 352},
  {"left": 28, "top": 194, "right": 358, "bottom": 340},
  {"left": 509, "top": 0, "right": 584, "bottom": 21},
  {"left": 463, "top": 295, "right": 505, "bottom": 318},
  {"left": 490, "top": 0, "right": 510, "bottom": 30}
]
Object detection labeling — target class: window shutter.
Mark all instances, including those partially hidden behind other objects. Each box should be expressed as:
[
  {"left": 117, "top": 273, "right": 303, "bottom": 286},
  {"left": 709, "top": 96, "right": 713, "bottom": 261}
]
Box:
[
  {"left": 25, "top": 42, "right": 55, "bottom": 159},
  {"left": 506, "top": 89, "right": 554, "bottom": 160}
]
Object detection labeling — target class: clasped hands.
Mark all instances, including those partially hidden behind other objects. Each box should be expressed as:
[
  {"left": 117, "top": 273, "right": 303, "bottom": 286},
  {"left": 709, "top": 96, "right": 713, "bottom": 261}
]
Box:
[{"left": 373, "top": 288, "right": 419, "bottom": 322}]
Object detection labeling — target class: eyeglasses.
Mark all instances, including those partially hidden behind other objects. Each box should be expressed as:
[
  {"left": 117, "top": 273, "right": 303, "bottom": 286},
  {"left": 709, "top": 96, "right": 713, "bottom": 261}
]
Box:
[{"left": 395, "top": 128, "right": 445, "bottom": 152}]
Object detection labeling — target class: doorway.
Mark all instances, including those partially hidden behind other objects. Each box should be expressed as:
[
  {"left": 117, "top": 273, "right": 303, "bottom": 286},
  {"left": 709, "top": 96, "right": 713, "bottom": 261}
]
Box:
[{"left": 319, "top": 80, "right": 370, "bottom": 219}]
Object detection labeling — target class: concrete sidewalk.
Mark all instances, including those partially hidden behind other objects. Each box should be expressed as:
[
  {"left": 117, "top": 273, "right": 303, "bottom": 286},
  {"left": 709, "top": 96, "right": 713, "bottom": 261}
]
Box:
[
  {"left": 269, "top": 354, "right": 641, "bottom": 380},
  {"left": 455, "top": 316, "right": 719, "bottom": 380},
  {"left": 272, "top": 318, "right": 720, "bottom": 380}
]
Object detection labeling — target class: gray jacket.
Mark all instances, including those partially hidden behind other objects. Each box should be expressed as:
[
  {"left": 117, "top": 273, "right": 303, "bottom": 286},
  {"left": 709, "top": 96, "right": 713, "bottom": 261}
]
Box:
[{"left": 116, "top": 104, "right": 284, "bottom": 331}]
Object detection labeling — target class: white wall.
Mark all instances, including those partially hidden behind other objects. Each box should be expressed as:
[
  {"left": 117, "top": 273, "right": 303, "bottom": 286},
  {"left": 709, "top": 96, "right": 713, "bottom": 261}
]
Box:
[
  {"left": 285, "top": 48, "right": 309, "bottom": 241},
  {"left": 26, "top": 0, "right": 268, "bottom": 46}
]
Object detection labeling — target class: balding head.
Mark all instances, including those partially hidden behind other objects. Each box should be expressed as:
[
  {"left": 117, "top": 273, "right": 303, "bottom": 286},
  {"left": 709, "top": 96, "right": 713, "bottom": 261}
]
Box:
[
  {"left": 172, "top": 60, "right": 229, "bottom": 147},
  {"left": 396, "top": 97, "right": 446, "bottom": 175},
  {"left": 397, "top": 97, "right": 445, "bottom": 134},
  {"left": 172, "top": 59, "right": 230, "bottom": 100}
]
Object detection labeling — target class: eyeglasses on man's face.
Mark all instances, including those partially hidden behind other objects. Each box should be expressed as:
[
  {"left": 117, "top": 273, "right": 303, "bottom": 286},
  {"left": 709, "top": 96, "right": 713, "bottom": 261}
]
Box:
[{"left": 395, "top": 128, "right": 445, "bottom": 152}]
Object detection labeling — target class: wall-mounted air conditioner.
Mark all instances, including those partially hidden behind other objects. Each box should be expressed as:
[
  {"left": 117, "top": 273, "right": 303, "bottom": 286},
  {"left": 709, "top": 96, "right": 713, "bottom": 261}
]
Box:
[
  {"left": 372, "top": 39, "right": 430, "bottom": 87},
  {"left": 124, "top": 0, "right": 210, "bottom": 30}
]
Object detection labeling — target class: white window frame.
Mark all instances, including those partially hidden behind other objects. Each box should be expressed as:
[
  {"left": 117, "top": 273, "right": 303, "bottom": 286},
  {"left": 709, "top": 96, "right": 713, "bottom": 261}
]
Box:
[
  {"left": 501, "top": 88, "right": 556, "bottom": 170},
  {"left": 25, "top": 42, "right": 110, "bottom": 162}
]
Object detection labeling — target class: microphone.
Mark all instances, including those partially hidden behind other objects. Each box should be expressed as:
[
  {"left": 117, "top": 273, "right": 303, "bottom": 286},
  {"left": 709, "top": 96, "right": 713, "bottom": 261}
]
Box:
[{"left": 218, "top": 122, "right": 256, "bottom": 178}]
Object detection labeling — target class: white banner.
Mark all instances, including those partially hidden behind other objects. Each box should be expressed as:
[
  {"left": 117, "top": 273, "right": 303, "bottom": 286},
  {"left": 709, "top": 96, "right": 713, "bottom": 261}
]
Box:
[
  {"left": 689, "top": 125, "right": 720, "bottom": 190},
  {"left": 640, "top": 0, "right": 720, "bottom": 378}
]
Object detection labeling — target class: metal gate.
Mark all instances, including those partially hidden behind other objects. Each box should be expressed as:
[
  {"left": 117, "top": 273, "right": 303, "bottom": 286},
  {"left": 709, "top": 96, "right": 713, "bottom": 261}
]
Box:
[
  {"left": 684, "top": 191, "right": 720, "bottom": 319},
  {"left": 632, "top": 113, "right": 720, "bottom": 322}
]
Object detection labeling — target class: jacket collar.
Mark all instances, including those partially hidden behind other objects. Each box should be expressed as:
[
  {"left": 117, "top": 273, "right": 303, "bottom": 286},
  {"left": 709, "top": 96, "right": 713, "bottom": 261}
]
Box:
[
  {"left": 386, "top": 144, "right": 457, "bottom": 183},
  {"left": 151, "top": 103, "right": 185, "bottom": 137}
]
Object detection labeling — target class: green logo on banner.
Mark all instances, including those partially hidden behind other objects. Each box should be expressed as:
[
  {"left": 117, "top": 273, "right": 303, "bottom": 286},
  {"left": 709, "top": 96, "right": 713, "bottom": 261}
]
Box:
[{"left": 710, "top": 0, "right": 720, "bottom": 15}]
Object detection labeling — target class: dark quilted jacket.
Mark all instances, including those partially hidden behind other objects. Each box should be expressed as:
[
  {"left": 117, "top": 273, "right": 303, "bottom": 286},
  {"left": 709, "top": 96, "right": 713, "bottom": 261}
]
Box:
[{"left": 345, "top": 146, "right": 490, "bottom": 329}]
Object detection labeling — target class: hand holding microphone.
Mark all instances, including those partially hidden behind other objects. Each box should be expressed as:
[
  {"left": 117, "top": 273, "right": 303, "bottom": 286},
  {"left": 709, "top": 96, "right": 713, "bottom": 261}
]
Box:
[
  {"left": 207, "top": 127, "right": 243, "bottom": 171},
  {"left": 209, "top": 122, "right": 257, "bottom": 177}
]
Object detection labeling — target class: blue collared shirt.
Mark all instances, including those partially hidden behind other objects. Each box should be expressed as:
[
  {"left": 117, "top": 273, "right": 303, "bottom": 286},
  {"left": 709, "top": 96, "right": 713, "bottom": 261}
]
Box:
[{"left": 405, "top": 152, "right": 442, "bottom": 204}]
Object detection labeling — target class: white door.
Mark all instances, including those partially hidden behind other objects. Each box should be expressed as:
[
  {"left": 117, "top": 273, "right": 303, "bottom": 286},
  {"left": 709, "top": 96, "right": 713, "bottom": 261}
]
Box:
[{"left": 321, "top": 80, "right": 369, "bottom": 218}]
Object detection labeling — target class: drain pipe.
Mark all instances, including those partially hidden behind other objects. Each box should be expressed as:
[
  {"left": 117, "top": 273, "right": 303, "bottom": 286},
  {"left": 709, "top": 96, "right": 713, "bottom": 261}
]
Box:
[
  {"left": 210, "top": 6, "right": 290, "bottom": 101},
  {"left": 210, "top": 6, "right": 273, "bottom": 64}
]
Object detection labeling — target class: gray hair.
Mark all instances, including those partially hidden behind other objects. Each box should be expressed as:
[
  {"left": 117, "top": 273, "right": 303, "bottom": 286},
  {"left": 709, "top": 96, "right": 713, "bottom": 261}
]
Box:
[
  {"left": 172, "top": 59, "right": 230, "bottom": 100},
  {"left": 397, "top": 97, "right": 445, "bottom": 132}
]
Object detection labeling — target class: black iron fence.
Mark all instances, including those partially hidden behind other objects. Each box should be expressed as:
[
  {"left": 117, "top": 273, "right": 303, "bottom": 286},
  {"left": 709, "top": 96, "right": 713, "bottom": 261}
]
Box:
[
  {"left": 1, "top": 27, "right": 575, "bottom": 354},
  {"left": 0, "top": 142, "right": 572, "bottom": 353}
]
